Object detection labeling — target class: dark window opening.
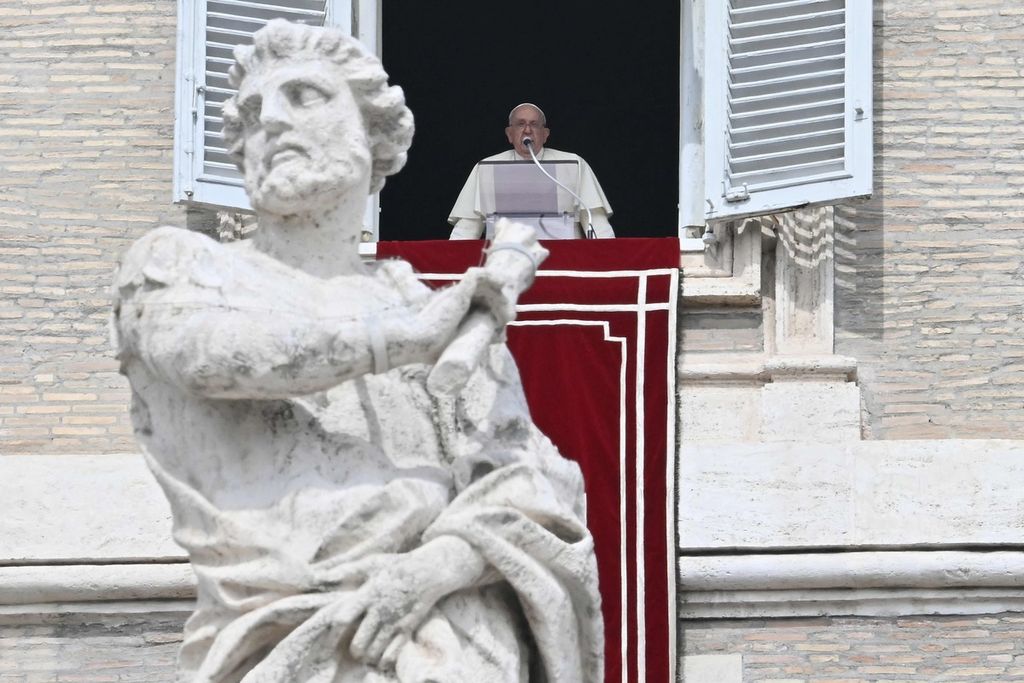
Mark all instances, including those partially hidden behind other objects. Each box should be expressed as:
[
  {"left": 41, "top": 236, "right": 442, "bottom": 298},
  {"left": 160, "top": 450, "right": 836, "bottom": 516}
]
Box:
[{"left": 379, "top": 1, "right": 680, "bottom": 241}]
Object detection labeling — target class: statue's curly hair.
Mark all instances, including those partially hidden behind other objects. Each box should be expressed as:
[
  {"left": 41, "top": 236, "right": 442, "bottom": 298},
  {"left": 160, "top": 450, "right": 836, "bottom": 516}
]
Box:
[{"left": 221, "top": 19, "right": 414, "bottom": 194}]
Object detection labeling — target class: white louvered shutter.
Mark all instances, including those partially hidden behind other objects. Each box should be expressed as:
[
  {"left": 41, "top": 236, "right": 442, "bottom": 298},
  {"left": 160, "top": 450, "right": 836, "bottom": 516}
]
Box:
[
  {"left": 173, "top": 0, "right": 359, "bottom": 210},
  {"left": 701, "top": 0, "right": 872, "bottom": 223}
]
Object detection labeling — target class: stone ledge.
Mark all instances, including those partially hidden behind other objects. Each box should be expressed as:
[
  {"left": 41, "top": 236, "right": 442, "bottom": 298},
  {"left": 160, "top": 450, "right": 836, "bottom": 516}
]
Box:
[
  {"left": 678, "top": 353, "right": 857, "bottom": 383},
  {"left": 764, "top": 354, "right": 857, "bottom": 381},
  {"left": 0, "top": 599, "right": 195, "bottom": 620},
  {"left": 680, "top": 550, "right": 1024, "bottom": 590},
  {"left": 679, "top": 550, "right": 1024, "bottom": 619},
  {"left": 0, "top": 563, "right": 196, "bottom": 606},
  {"left": 680, "top": 586, "right": 1024, "bottom": 620}
]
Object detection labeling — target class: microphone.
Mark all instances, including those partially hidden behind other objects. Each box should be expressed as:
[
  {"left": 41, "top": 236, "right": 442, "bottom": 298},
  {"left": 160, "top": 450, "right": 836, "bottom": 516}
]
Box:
[{"left": 522, "top": 140, "right": 596, "bottom": 239}]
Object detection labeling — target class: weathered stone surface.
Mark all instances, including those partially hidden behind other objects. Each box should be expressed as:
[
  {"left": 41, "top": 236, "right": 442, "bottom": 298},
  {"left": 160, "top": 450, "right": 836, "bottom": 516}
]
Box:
[
  {"left": 0, "top": 453, "right": 180, "bottom": 564},
  {"left": 759, "top": 381, "right": 861, "bottom": 442},
  {"left": 680, "top": 654, "right": 741, "bottom": 683},
  {"left": 680, "top": 440, "right": 1024, "bottom": 549},
  {"left": 111, "top": 20, "right": 602, "bottom": 683}
]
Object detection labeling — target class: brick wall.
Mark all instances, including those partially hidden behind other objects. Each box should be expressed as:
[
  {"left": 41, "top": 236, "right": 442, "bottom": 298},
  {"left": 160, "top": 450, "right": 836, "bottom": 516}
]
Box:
[
  {"left": 0, "top": 612, "right": 184, "bottom": 681},
  {"left": 0, "top": 0, "right": 187, "bottom": 453},
  {"left": 835, "top": 1, "right": 1024, "bottom": 438},
  {"left": 5, "top": 611, "right": 1023, "bottom": 680},
  {"left": 683, "top": 613, "right": 1024, "bottom": 681}
]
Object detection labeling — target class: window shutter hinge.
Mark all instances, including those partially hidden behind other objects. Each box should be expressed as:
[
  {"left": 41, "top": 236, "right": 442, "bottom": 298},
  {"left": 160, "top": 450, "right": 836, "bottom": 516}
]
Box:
[{"left": 725, "top": 184, "right": 750, "bottom": 203}]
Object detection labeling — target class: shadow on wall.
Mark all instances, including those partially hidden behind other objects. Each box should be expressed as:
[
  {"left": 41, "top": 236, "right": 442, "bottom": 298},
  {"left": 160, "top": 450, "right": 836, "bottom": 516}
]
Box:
[
  {"left": 776, "top": 207, "right": 830, "bottom": 271},
  {"left": 832, "top": 5, "right": 886, "bottom": 438},
  {"left": 832, "top": 3, "right": 886, "bottom": 348}
]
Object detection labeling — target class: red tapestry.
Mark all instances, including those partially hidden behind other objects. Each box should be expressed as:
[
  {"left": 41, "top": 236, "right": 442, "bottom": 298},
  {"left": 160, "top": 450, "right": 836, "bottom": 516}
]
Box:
[{"left": 377, "top": 238, "right": 679, "bottom": 683}]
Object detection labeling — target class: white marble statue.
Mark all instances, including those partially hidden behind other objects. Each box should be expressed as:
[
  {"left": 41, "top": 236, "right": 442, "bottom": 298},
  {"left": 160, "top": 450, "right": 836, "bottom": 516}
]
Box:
[{"left": 111, "top": 19, "right": 603, "bottom": 683}]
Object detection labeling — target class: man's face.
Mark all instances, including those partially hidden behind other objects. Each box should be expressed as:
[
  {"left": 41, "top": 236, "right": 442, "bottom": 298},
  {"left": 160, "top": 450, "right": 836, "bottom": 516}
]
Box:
[
  {"left": 505, "top": 106, "right": 549, "bottom": 157},
  {"left": 234, "top": 59, "right": 372, "bottom": 216}
]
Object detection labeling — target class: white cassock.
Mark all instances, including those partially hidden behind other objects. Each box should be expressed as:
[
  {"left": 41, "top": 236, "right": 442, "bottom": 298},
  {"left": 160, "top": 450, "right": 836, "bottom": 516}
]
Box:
[{"left": 448, "top": 148, "right": 615, "bottom": 239}]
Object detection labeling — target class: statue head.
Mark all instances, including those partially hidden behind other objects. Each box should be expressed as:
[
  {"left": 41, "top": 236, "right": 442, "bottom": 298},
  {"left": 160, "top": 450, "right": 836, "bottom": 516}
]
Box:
[{"left": 222, "top": 20, "right": 414, "bottom": 215}]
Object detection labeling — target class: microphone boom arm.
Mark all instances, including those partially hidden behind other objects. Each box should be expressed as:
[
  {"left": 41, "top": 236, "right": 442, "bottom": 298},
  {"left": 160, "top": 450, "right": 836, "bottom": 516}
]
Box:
[{"left": 524, "top": 140, "right": 596, "bottom": 239}]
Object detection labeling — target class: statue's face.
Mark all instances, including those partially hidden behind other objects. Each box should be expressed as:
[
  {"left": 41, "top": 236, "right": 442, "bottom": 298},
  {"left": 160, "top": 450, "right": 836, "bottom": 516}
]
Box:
[
  {"left": 505, "top": 106, "right": 548, "bottom": 157},
  {"left": 234, "top": 59, "right": 371, "bottom": 215}
]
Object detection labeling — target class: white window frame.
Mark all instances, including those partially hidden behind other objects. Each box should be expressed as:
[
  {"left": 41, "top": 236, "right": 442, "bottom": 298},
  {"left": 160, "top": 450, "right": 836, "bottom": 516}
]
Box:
[
  {"left": 173, "top": 0, "right": 381, "bottom": 235},
  {"left": 174, "top": 2, "right": 869, "bottom": 243},
  {"left": 679, "top": 0, "right": 873, "bottom": 233}
]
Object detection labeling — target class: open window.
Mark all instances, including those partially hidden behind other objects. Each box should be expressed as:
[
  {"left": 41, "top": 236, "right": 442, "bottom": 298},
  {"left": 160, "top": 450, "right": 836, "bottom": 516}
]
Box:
[
  {"left": 172, "top": 0, "right": 375, "bottom": 213},
  {"left": 173, "top": 1, "right": 870, "bottom": 242},
  {"left": 681, "top": 0, "right": 872, "bottom": 229}
]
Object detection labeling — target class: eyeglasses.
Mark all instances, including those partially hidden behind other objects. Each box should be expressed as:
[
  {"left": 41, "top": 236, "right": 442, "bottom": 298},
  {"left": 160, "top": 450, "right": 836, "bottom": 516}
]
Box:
[{"left": 510, "top": 121, "right": 545, "bottom": 130}]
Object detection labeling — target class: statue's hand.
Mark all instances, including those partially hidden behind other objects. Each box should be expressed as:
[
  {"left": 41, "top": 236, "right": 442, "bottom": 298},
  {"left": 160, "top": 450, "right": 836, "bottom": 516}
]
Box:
[
  {"left": 400, "top": 267, "right": 510, "bottom": 363},
  {"left": 343, "top": 536, "right": 486, "bottom": 669},
  {"left": 482, "top": 218, "right": 549, "bottom": 312},
  {"left": 467, "top": 266, "right": 518, "bottom": 328},
  {"left": 422, "top": 221, "right": 547, "bottom": 395}
]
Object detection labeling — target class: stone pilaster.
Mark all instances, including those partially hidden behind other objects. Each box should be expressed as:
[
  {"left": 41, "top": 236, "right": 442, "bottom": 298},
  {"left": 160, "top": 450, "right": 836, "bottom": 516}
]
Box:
[{"left": 761, "top": 206, "right": 860, "bottom": 441}]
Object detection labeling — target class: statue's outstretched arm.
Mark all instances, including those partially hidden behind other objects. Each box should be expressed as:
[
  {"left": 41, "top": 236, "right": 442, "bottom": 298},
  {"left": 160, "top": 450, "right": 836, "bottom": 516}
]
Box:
[{"left": 112, "top": 227, "right": 522, "bottom": 400}]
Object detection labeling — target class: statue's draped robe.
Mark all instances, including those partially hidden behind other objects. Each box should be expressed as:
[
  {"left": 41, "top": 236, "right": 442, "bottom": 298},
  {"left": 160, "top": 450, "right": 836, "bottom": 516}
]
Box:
[{"left": 112, "top": 227, "right": 604, "bottom": 683}]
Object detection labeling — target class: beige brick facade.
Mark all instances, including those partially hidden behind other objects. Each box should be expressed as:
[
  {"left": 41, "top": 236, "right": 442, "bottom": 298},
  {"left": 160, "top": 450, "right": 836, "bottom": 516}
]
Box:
[
  {"left": 0, "top": 0, "right": 186, "bottom": 454},
  {"left": 683, "top": 613, "right": 1024, "bottom": 681},
  {"left": 835, "top": 1, "right": 1024, "bottom": 439},
  {"left": 0, "top": 612, "right": 184, "bottom": 681}
]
